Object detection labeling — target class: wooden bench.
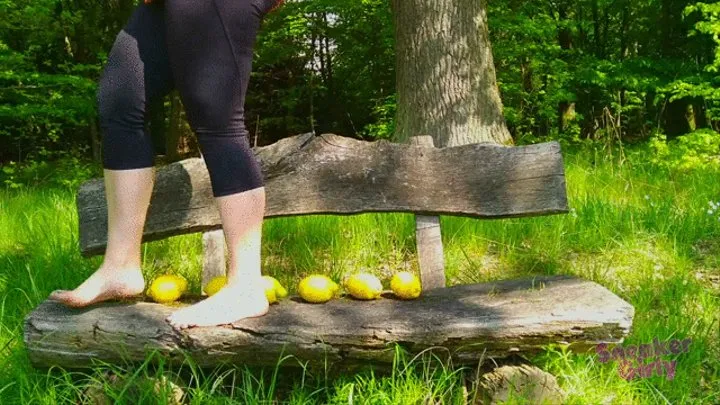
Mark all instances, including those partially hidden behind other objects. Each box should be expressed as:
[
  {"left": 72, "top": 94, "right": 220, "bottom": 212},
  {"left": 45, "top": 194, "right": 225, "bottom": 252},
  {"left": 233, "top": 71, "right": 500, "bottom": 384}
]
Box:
[{"left": 23, "top": 133, "right": 634, "bottom": 371}]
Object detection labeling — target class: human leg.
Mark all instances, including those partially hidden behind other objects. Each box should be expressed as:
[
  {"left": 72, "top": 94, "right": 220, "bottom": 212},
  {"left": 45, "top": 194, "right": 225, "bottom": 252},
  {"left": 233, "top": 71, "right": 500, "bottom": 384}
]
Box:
[
  {"left": 50, "top": 4, "right": 173, "bottom": 307},
  {"left": 164, "top": 0, "right": 270, "bottom": 328}
]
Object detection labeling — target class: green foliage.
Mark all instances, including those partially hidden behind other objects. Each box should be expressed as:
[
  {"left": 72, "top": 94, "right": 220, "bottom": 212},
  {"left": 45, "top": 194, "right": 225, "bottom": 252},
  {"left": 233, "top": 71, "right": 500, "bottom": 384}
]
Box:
[
  {"left": 490, "top": 2, "right": 571, "bottom": 139},
  {"left": 0, "top": 0, "right": 132, "bottom": 162},
  {"left": 642, "top": 129, "right": 720, "bottom": 170},
  {"left": 686, "top": 2, "right": 720, "bottom": 72},
  {"left": 249, "top": 0, "right": 395, "bottom": 142},
  {"left": 490, "top": 0, "right": 720, "bottom": 144},
  {"left": 2, "top": 0, "right": 720, "bottom": 165},
  {"left": 0, "top": 147, "right": 100, "bottom": 190},
  {"left": 0, "top": 41, "right": 97, "bottom": 162},
  {"left": 658, "top": 2, "right": 720, "bottom": 123},
  {"left": 361, "top": 95, "right": 396, "bottom": 140}
]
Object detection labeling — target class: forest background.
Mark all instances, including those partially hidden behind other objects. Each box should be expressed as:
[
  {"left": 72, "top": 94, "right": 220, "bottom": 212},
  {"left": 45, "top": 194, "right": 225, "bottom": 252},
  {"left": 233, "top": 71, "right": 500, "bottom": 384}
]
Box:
[
  {"left": 1, "top": 0, "right": 720, "bottom": 403},
  {"left": 2, "top": 0, "right": 720, "bottom": 178}
]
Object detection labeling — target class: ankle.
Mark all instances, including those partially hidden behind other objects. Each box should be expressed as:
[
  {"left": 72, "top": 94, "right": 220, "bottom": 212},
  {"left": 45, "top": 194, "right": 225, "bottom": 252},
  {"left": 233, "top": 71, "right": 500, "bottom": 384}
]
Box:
[
  {"left": 223, "top": 277, "right": 264, "bottom": 294},
  {"left": 226, "top": 272, "right": 262, "bottom": 285},
  {"left": 100, "top": 259, "right": 142, "bottom": 273}
]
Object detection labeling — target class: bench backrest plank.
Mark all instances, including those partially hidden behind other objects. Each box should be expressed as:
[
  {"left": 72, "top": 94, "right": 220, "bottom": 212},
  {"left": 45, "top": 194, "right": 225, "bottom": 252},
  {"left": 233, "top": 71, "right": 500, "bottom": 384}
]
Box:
[{"left": 77, "top": 133, "right": 568, "bottom": 256}]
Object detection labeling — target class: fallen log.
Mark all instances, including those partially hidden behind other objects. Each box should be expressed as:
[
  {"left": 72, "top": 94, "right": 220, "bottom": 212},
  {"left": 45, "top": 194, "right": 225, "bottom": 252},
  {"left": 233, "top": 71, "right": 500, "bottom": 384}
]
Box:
[
  {"left": 77, "top": 133, "right": 567, "bottom": 256},
  {"left": 24, "top": 275, "right": 633, "bottom": 369}
]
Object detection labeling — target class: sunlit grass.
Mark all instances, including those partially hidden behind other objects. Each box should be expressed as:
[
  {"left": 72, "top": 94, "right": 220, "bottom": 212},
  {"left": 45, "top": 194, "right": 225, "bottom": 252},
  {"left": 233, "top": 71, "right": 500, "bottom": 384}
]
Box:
[{"left": 0, "top": 145, "right": 718, "bottom": 403}]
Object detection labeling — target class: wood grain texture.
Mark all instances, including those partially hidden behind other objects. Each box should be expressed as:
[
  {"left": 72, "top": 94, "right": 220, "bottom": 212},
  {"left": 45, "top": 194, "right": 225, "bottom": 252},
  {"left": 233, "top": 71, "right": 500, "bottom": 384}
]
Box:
[
  {"left": 78, "top": 133, "right": 568, "bottom": 256},
  {"left": 409, "top": 136, "right": 446, "bottom": 290},
  {"left": 415, "top": 215, "right": 445, "bottom": 290},
  {"left": 202, "top": 230, "right": 226, "bottom": 292},
  {"left": 24, "top": 276, "right": 633, "bottom": 369}
]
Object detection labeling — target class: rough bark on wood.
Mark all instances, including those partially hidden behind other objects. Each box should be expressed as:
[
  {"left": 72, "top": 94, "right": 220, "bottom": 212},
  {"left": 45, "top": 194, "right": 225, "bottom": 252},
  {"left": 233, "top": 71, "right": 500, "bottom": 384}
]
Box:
[
  {"left": 415, "top": 215, "right": 445, "bottom": 290},
  {"left": 77, "top": 133, "right": 568, "bottom": 256},
  {"left": 409, "top": 136, "right": 446, "bottom": 290},
  {"left": 25, "top": 275, "right": 633, "bottom": 369},
  {"left": 202, "top": 230, "right": 226, "bottom": 293},
  {"left": 392, "top": 0, "right": 512, "bottom": 146}
]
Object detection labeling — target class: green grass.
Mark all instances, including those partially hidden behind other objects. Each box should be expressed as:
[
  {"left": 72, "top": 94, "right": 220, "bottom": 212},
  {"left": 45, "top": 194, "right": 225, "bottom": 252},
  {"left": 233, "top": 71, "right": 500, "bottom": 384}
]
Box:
[{"left": 0, "top": 146, "right": 719, "bottom": 404}]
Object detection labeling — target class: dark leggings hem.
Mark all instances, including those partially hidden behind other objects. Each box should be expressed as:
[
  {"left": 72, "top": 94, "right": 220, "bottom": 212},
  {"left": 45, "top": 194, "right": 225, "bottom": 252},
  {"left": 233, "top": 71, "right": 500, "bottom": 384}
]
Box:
[
  {"left": 213, "top": 184, "right": 265, "bottom": 198},
  {"left": 102, "top": 163, "right": 155, "bottom": 171}
]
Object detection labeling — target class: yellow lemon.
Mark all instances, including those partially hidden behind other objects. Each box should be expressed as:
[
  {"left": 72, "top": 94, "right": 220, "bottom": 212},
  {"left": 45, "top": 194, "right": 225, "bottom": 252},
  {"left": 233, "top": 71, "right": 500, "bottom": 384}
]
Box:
[
  {"left": 390, "top": 271, "right": 422, "bottom": 299},
  {"left": 148, "top": 274, "right": 187, "bottom": 304},
  {"left": 344, "top": 273, "right": 383, "bottom": 300},
  {"left": 263, "top": 275, "right": 288, "bottom": 299},
  {"left": 261, "top": 277, "right": 278, "bottom": 304},
  {"left": 171, "top": 274, "right": 188, "bottom": 294},
  {"left": 204, "top": 275, "right": 227, "bottom": 297},
  {"left": 298, "top": 275, "right": 339, "bottom": 303}
]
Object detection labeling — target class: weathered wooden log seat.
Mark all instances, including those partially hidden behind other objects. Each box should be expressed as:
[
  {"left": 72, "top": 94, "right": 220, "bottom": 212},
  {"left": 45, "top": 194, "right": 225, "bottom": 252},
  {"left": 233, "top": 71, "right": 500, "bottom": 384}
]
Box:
[
  {"left": 25, "top": 275, "right": 632, "bottom": 368},
  {"left": 23, "top": 133, "right": 635, "bottom": 370}
]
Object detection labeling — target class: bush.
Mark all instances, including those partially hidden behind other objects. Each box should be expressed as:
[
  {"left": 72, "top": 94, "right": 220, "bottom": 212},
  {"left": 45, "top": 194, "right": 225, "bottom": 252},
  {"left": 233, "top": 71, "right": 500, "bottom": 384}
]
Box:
[
  {"left": 1, "top": 147, "right": 100, "bottom": 190},
  {"left": 644, "top": 129, "right": 720, "bottom": 171}
]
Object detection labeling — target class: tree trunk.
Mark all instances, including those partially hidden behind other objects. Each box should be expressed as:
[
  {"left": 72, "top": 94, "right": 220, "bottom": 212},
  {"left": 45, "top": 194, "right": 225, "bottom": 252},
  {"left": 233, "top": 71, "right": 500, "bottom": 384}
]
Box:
[
  {"left": 664, "top": 98, "right": 692, "bottom": 138},
  {"left": 391, "top": 0, "right": 512, "bottom": 147},
  {"left": 691, "top": 97, "right": 708, "bottom": 130},
  {"left": 591, "top": 0, "right": 603, "bottom": 59},
  {"left": 521, "top": 56, "right": 533, "bottom": 113},
  {"left": 89, "top": 118, "right": 101, "bottom": 163},
  {"left": 166, "top": 91, "right": 183, "bottom": 162},
  {"left": 538, "top": 75, "right": 550, "bottom": 137},
  {"left": 617, "top": 1, "right": 631, "bottom": 139},
  {"left": 557, "top": 1, "right": 575, "bottom": 134}
]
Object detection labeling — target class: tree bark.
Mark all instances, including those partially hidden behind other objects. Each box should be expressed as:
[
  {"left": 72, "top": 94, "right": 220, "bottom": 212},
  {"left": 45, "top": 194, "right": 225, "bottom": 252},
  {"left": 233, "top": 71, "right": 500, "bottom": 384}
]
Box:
[{"left": 391, "top": 0, "right": 512, "bottom": 147}]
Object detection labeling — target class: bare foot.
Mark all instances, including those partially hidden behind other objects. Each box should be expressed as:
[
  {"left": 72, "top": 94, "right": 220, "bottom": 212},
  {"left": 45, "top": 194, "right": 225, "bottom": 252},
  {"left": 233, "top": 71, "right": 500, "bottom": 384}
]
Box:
[
  {"left": 49, "top": 267, "right": 145, "bottom": 308},
  {"left": 166, "top": 280, "right": 269, "bottom": 329}
]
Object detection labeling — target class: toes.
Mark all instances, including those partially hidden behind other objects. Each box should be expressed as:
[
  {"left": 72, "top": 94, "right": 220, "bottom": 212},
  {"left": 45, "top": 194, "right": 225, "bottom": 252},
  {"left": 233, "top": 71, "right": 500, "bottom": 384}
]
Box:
[
  {"left": 166, "top": 314, "right": 190, "bottom": 330},
  {"left": 169, "top": 321, "right": 189, "bottom": 331},
  {"left": 49, "top": 290, "right": 67, "bottom": 300},
  {"left": 49, "top": 290, "right": 82, "bottom": 306}
]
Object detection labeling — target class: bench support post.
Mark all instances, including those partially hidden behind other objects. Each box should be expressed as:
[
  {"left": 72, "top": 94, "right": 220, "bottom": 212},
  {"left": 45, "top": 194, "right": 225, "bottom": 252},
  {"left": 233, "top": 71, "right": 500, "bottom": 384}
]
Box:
[
  {"left": 202, "top": 230, "right": 226, "bottom": 293},
  {"left": 409, "top": 135, "right": 446, "bottom": 290}
]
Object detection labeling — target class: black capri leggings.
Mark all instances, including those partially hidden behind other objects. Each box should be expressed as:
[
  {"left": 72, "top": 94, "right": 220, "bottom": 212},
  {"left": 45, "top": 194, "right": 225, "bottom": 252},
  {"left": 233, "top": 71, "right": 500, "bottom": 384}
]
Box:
[{"left": 98, "top": 0, "right": 281, "bottom": 197}]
